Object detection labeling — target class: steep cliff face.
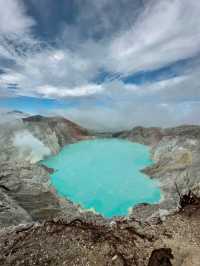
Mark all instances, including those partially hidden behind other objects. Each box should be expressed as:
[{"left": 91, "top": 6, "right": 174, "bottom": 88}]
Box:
[
  {"left": 0, "top": 114, "right": 91, "bottom": 227},
  {"left": 1, "top": 116, "right": 200, "bottom": 228},
  {"left": 115, "top": 125, "right": 200, "bottom": 218},
  {"left": 22, "top": 115, "right": 89, "bottom": 154},
  {"left": 0, "top": 114, "right": 89, "bottom": 162}
]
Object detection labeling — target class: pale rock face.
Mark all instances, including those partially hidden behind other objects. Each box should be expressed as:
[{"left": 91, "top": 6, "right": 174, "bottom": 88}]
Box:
[
  {"left": 186, "top": 139, "right": 198, "bottom": 146},
  {"left": 0, "top": 114, "right": 90, "bottom": 227},
  {"left": 0, "top": 116, "right": 200, "bottom": 265},
  {"left": 159, "top": 208, "right": 169, "bottom": 221},
  {"left": 0, "top": 114, "right": 200, "bottom": 231},
  {"left": 116, "top": 125, "right": 200, "bottom": 215},
  {"left": 152, "top": 138, "right": 179, "bottom": 162}
]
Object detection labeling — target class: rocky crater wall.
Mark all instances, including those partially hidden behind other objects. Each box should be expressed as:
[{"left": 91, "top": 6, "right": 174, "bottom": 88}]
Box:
[
  {"left": 0, "top": 114, "right": 200, "bottom": 265},
  {"left": 0, "top": 115, "right": 200, "bottom": 228}
]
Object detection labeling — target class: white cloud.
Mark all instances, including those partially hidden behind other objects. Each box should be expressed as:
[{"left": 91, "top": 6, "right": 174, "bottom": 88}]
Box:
[
  {"left": 1, "top": 0, "right": 200, "bottom": 101},
  {"left": 0, "top": 0, "right": 200, "bottom": 130},
  {"left": 36, "top": 84, "right": 105, "bottom": 98},
  {"left": 0, "top": 45, "right": 102, "bottom": 98},
  {"left": 0, "top": 0, "right": 35, "bottom": 34},
  {"left": 48, "top": 69, "right": 200, "bottom": 131},
  {"left": 108, "top": 0, "right": 200, "bottom": 74},
  {"left": 51, "top": 99, "right": 200, "bottom": 132},
  {"left": 0, "top": 0, "right": 37, "bottom": 65}
]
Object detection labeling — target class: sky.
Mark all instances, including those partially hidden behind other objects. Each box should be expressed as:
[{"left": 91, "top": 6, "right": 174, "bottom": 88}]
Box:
[{"left": 0, "top": 0, "right": 200, "bottom": 131}]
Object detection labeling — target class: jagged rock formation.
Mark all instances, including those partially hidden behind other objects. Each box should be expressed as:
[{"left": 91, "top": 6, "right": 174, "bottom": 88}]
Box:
[
  {"left": 0, "top": 113, "right": 200, "bottom": 265},
  {"left": 22, "top": 115, "right": 89, "bottom": 154},
  {"left": 0, "top": 113, "right": 92, "bottom": 227},
  {"left": 116, "top": 125, "right": 200, "bottom": 220}
]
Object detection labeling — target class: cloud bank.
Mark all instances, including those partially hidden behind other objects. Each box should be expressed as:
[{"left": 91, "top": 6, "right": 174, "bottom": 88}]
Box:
[{"left": 0, "top": 0, "right": 200, "bottom": 130}]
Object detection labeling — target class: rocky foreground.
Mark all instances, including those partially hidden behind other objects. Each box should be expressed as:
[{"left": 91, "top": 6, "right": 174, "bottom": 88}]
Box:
[
  {"left": 0, "top": 198, "right": 200, "bottom": 266},
  {"left": 0, "top": 112, "right": 200, "bottom": 265}
]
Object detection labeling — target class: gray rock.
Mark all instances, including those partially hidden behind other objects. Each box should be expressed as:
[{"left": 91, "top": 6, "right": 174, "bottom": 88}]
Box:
[
  {"left": 1, "top": 112, "right": 200, "bottom": 228},
  {"left": 117, "top": 125, "right": 200, "bottom": 218},
  {"left": 0, "top": 114, "right": 91, "bottom": 227}
]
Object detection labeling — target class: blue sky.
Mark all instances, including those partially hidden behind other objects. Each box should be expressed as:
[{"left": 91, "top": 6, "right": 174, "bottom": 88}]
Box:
[{"left": 0, "top": 0, "right": 200, "bottom": 130}]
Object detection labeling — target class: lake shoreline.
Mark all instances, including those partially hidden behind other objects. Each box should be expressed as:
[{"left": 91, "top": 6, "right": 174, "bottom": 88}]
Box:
[{"left": 42, "top": 139, "right": 161, "bottom": 218}]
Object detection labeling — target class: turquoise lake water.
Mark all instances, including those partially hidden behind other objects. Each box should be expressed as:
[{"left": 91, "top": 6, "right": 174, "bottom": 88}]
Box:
[{"left": 43, "top": 139, "right": 161, "bottom": 218}]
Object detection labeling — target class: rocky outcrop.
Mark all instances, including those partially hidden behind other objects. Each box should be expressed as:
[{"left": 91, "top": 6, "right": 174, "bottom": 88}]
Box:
[
  {"left": 116, "top": 125, "right": 200, "bottom": 219},
  {"left": 0, "top": 198, "right": 199, "bottom": 266},
  {"left": 0, "top": 114, "right": 92, "bottom": 227},
  {"left": 1, "top": 115, "right": 200, "bottom": 227},
  {"left": 113, "top": 126, "right": 164, "bottom": 146},
  {"left": 22, "top": 115, "right": 89, "bottom": 154},
  {"left": 0, "top": 113, "right": 200, "bottom": 265}
]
